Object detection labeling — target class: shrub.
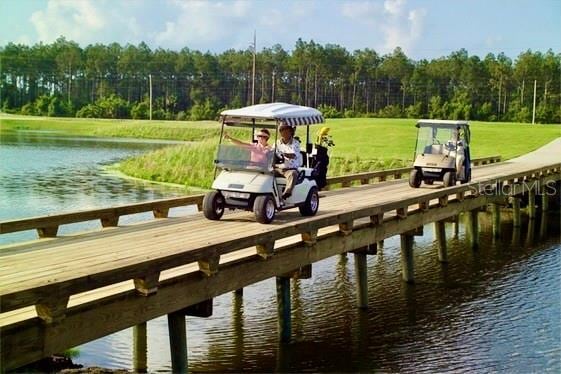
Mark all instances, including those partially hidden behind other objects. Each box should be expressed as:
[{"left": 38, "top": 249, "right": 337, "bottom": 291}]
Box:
[
  {"left": 20, "top": 102, "right": 37, "bottom": 116},
  {"left": 405, "top": 103, "right": 422, "bottom": 119},
  {"left": 35, "top": 95, "right": 51, "bottom": 116},
  {"left": 131, "top": 100, "right": 149, "bottom": 119},
  {"left": 190, "top": 98, "right": 217, "bottom": 121},
  {"left": 377, "top": 104, "right": 402, "bottom": 118},
  {"left": 97, "top": 94, "right": 130, "bottom": 119},
  {"left": 317, "top": 104, "right": 342, "bottom": 118},
  {"left": 176, "top": 111, "right": 188, "bottom": 121},
  {"left": 48, "top": 96, "right": 70, "bottom": 117},
  {"left": 477, "top": 102, "right": 493, "bottom": 121},
  {"left": 76, "top": 104, "right": 102, "bottom": 118}
]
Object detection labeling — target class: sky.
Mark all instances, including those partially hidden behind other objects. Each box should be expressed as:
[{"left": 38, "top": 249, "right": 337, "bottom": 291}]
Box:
[{"left": 1, "top": 0, "right": 559, "bottom": 60}]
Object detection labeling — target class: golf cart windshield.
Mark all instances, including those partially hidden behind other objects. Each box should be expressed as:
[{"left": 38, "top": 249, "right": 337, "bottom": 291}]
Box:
[
  {"left": 215, "top": 143, "right": 274, "bottom": 173},
  {"left": 415, "top": 125, "right": 456, "bottom": 155}
]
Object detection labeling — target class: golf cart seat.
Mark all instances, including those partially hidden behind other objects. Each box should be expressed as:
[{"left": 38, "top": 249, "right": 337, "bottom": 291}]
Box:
[
  {"left": 424, "top": 144, "right": 444, "bottom": 154},
  {"left": 275, "top": 169, "right": 306, "bottom": 187}
]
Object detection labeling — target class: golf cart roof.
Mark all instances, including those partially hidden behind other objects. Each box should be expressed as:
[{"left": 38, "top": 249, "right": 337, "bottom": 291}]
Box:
[
  {"left": 221, "top": 102, "right": 324, "bottom": 127},
  {"left": 416, "top": 119, "right": 469, "bottom": 128}
]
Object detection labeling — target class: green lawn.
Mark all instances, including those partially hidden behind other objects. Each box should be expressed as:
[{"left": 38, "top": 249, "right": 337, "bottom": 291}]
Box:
[
  {"left": 317, "top": 118, "right": 561, "bottom": 161},
  {"left": 0, "top": 114, "right": 220, "bottom": 141},
  {"left": 2, "top": 114, "right": 559, "bottom": 189}
]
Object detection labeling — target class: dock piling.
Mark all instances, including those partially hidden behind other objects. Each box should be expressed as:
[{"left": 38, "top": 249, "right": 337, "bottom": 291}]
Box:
[
  {"left": 541, "top": 184, "right": 549, "bottom": 211},
  {"left": 512, "top": 197, "right": 521, "bottom": 227},
  {"left": 434, "top": 221, "right": 447, "bottom": 263},
  {"left": 492, "top": 203, "right": 501, "bottom": 238},
  {"left": 276, "top": 276, "right": 291, "bottom": 343},
  {"left": 133, "top": 322, "right": 148, "bottom": 373},
  {"left": 353, "top": 251, "right": 368, "bottom": 308},
  {"left": 465, "top": 210, "right": 479, "bottom": 249},
  {"left": 400, "top": 234, "right": 415, "bottom": 283},
  {"left": 168, "top": 311, "right": 188, "bottom": 373},
  {"left": 528, "top": 191, "right": 537, "bottom": 219}
]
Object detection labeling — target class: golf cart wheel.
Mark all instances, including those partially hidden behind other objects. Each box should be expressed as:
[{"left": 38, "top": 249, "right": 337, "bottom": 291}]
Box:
[
  {"left": 203, "top": 191, "right": 225, "bottom": 220},
  {"left": 443, "top": 171, "right": 456, "bottom": 187},
  {"left": 254, "top": 195, "right": 276, "bottom": 224},
  {"left": 409, "top": 169, "right": 422, "bottom": 188},
  {"left": 299, "top": 187, "right": 320, "bottom": 216}
]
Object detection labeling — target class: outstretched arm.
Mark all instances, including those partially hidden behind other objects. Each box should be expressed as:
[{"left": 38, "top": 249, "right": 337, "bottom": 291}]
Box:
[{"left": 224, "top": 133, "right": 250, "bottom": 147}]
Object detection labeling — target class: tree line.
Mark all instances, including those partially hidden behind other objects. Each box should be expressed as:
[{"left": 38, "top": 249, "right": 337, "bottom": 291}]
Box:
[{"left": 1, "top": 37, "right": 559, "bottom": 123}]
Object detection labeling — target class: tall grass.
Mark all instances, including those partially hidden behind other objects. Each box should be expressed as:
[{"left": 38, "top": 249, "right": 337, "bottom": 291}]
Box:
[{"left": 117, "top": 140, "right": 217, "bottom": 188}]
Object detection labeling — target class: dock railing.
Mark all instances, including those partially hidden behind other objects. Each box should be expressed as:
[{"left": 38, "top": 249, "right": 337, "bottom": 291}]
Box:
[{"left": 0, "top": 155, "right": 501, "bottom": 238}]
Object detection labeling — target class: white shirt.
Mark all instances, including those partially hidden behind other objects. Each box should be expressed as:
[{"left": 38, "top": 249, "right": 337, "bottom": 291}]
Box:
[{"left": 275, "top": 138, "right": 302, "bottom": 169}]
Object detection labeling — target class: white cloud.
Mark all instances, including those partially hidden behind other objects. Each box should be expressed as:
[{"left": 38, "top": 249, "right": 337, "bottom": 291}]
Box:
[
  {"left": 153, "top": 0, "right": 252, "bottom": 49},
  {"left": 341, "top": 1, "right": 382, "bottom": 22},
  {"left": 30, "top": 0, "right": 106, "bottom": 44},
  {"left": 341, "top": 0, "right": 426, "bottom": 54},
  {"left": 384, "top": 0, "right": 405, "bottom": 16}
]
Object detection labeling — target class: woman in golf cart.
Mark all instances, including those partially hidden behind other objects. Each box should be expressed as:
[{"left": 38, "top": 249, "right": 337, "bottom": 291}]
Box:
[
  {"left": 275, "top": 122, "right": 302, "bottom": 199},
  {"left": 224, "top": 128, "right": 272, "bottom": 166}
]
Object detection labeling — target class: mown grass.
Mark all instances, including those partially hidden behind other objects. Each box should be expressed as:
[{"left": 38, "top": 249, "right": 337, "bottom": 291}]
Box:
[
  {"left": 2, "top": 115, "right": 559, "bottom": 189},
  {"left": 0, "top": 115, "right": 220, "bottom": 141}
]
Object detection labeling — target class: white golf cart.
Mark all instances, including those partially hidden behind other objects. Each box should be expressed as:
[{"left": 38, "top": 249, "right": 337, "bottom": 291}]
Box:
[
  {"left": 203, "top": 103, "right": 325, "bottom": 224},
  {"left": 409, "top": 119, "right": 472, "bottom": 188}
]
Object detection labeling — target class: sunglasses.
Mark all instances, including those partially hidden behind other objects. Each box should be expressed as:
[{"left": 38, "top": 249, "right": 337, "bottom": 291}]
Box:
[{"left": 256, "top": 135, "right": 269, "bottom": 138}]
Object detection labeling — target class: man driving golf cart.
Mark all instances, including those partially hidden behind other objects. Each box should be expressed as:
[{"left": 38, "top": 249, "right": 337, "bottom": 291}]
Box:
[
  {"left": 202, "top": 103, "right": 324, "bottom": 224},
  {"left": 409, "top": 119, "right": 471, "bottom": 188}
]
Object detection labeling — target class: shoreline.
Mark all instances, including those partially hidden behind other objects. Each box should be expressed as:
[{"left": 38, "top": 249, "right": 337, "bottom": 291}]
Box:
[{"left": 102, "top": 164, "right": 208, "bottom": 194}]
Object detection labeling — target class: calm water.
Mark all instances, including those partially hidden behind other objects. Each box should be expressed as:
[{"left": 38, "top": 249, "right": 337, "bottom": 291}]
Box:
[
  {"left": 1, "top": 130, "right": 560, "bottom": 372},
  {"left": 0, "top": 130, "right": 191, "bottom": 244}
]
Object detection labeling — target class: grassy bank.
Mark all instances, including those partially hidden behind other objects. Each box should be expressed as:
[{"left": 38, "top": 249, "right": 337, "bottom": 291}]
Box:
[
  {"left": 0, "top": 114, "right": 220, "bottom": 141},
  {"left": 2, "top": 115, "right": 559, "bottom": 189}
]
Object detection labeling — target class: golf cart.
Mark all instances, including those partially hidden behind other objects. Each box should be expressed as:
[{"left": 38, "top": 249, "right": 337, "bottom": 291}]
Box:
[
  {"left": 409, "top": 119, "right": 471, "bottom": 188},
  {"left": 203, "top": 102, "right": 325, "bottom": 224}
]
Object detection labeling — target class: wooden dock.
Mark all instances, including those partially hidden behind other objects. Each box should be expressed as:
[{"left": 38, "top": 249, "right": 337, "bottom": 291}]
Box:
[{"left": 0, "top": 144, "right": 560, "bottom": 371}]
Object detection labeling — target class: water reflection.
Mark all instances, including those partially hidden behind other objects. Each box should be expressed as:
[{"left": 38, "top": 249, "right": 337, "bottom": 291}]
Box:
[{"left": 182, "top": 211, "right": 559, "bottom": 373}]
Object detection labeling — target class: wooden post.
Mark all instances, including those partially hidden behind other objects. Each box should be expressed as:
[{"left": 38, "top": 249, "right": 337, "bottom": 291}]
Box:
[
  {"left": 541, "top": 184, "right": 549, "bottom": 212},
  {"left": 400, "top": 234, "right": 414, "bottom": 283},
  {"left": 445, "top": 215, "right": 460, "bottom": 237},
  {"left": 276, "top": 277, "right": 291, "bottom": 343},
  {"left": 234, "top": 288, "right": 243, "bottom": 296},
  {"left": 539, "top": 210, "right": 548, "bottom": 239},
  {"left": 512, "top": 197, "right": 521, "bottom": 227},
  {"left": 353, "top": 251, "right": 368, "bottom": 308},
  {"left": 512, "top": 226, "right": 521, "bottom": 245},
  {"left": 465, "top": 210, "right": 479, "bottom": 249},
  {"left": 528, "top": 191, "right": 537, "bottom": 219},
  {"left": 492, "top": 203, "right": 501, "bottom": 238},
  {"left": 133, "top": 322, "right": 148, "bottom": 373},
  {"left": 526, "top": 218, "right": 536, "bottom": 246},
  {"left": 168, "top": 311, "right": 188, "bottom": 373},
  {"left": 434, "top": 221, "right": 447, "bottom": 263}
]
